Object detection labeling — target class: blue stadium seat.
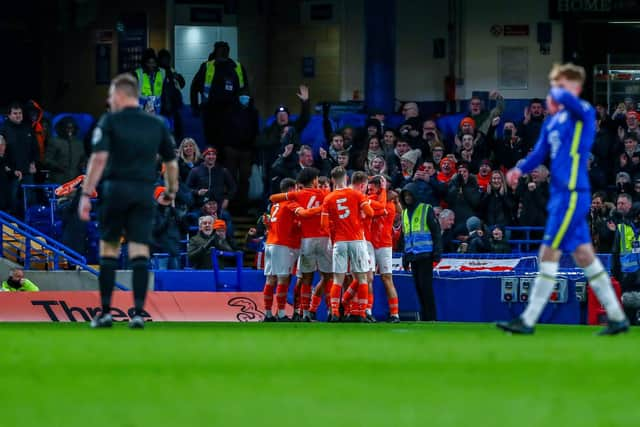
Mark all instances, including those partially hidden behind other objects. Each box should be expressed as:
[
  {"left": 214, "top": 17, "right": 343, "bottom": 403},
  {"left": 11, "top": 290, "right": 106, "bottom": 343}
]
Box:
[
  {"left": 337, "top": 113, "right": 367, "bottom": 130},
  {"left": 386, "top": 114, "right": 405, "bottom": 130}
]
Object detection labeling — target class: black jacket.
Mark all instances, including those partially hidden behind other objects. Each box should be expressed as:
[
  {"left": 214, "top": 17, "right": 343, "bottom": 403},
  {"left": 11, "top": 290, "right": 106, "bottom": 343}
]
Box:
[
  {"left": 190, "top": 58, "right": 248, "bottom": 108},
  {"left": 446, "top": 175, "right": 482, "bottom": 229},
  {"left": 186, "top": 163, "right": 237, "bottom": 208},
  {"left": 480, "top": 189, "right": 516, "bottom": 227},
  {"left": 1, "top": 120, "right": 39, "bottom": 173}
]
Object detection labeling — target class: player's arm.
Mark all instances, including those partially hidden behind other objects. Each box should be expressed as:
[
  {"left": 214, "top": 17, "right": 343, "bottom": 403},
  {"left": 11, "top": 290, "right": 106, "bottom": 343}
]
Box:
[
  {"left": 514, "top": 121, "right": 550, "bottom": 175},
  {"left": 360, "top": 199, "right": 374, "bottom": 217},
  {"left": 295, "top": 206, "right": 321, "bottom": 218},
  {"left": 269, "top": 191, "right": 295, "bottom": 203},
  {"left": 549, "top": 87, "right": 589, "bottom": 120},
  {"left": 320, "top": 201, "right": 331, "bottom": 234}
]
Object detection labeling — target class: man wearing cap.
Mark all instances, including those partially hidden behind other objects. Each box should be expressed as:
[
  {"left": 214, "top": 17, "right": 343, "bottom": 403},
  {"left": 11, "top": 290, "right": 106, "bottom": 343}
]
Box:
[
  {"left": 186, "top": 147, "right": 236, "bottom": 213},
  {"left": 257, "top": 86, "right": 311, "bottom": 192},
  {"left": 79, "top": 74, "right": 179, "bottom": 329},
  {"left": 190, "top": 41, "right": 249, "bottom": 147}
]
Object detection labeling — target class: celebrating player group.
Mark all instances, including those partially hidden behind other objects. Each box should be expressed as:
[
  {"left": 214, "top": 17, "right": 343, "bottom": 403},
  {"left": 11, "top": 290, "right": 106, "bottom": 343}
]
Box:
[{"left": 261, "top": 166, "right": 400, "bottom": 323}]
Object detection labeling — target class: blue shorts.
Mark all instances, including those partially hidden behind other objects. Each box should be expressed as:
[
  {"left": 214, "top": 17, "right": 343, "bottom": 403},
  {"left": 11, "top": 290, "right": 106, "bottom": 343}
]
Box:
[{"left": 542, "top": 191, "right": 591, "bottom": 253}]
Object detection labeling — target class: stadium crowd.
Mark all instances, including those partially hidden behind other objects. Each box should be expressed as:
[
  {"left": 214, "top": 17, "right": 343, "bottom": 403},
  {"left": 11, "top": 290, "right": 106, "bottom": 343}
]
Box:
[{"left": 2, "top": 43, "right": 640, "bottom": 322}]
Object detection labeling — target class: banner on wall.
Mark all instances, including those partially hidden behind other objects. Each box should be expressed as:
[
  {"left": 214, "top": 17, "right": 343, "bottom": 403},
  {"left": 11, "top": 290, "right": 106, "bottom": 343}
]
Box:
[
  {"left": 435, "top": 258, "right": 521, "bottom": 272},
  {"left": 0, "top": 291, "right": 275, "bottom": 323}
]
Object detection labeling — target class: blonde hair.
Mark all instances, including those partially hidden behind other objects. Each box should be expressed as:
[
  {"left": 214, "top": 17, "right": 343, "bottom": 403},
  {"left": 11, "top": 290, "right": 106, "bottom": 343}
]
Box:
[
  {"left": 549, "top": 63, "right": 586, "bottom": 84},
  {"left": 178, "top": 138, "right": 201, "bottom": 162}
]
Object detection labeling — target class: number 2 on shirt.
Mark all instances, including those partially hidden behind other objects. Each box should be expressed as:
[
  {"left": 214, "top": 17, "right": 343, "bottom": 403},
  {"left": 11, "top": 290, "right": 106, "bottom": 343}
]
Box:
[
  {"left": 271, "top": 203, "right": 280, "bottom": 222},
  {"left": 336, "top": 198, "right": 350, "bottom": 219}
]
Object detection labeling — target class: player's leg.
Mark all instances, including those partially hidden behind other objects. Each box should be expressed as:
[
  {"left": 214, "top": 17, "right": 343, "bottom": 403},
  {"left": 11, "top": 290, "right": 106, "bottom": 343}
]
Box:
[
  {"left": 91, "top": 239, "right": 121, "bottom": 328},
  {"left": 573, "top": 243, "right": 628, "bottom": 334},
  {"left": 348, "top": 241, "right": 371, "bottom": 321},
  {"left": 330, "top": 241, "right": 348, "bottom": 321},
  {"left": 275, "top": 274, "right": 292, "bottom": 320},
  {"left": 273, "top": 245, "right": 298, "bottom": 321},
  {"left": 298, "top": 239, "right": 317, "bottom": 321},
  {"left": 262, "top": 245, "right": 277, "bottom": 321},
  {"left": 127, "top": 241, "right": 151, "bottom": 328},
  {"left": 365, "top": 242, "right": 376, "bottom": 321},
  {"left": 376, "top": 247, "right": 399, "bottom": 322},
  {"left": 300, "top": 272, "right": 315, "bottom": 320}
]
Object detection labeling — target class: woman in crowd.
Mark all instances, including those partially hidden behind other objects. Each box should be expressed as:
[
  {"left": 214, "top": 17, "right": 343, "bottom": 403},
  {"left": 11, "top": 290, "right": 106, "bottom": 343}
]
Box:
[{"left": 177, "top": 137, "right": 202, "bottom": 182}]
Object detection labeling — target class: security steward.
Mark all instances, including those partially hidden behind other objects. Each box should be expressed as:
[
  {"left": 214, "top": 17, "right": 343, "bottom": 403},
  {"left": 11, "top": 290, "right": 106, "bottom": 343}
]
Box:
[
  {"left": 79, "top": 73, "right": 179, "bottom": 329},
  {"left": 190, "top": 41, "right": 248, "bottom": 148},
  {"left": 134, "top": 48, "right": 166, "bottom": 115},
  {"left": 611, "top": 195, "right": 640, "bottom": 325},
  {"left": 400, "top": 182, "right": 442, "bottom": 321}
]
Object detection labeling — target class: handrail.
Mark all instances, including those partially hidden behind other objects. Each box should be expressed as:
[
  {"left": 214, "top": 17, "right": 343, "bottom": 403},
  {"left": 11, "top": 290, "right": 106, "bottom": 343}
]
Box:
[
  {"left": 0, "top": 213, "right": 128, "bottom": 290},
  {"left": 0, "top": 210, "right": 84, "bottom": 260}
]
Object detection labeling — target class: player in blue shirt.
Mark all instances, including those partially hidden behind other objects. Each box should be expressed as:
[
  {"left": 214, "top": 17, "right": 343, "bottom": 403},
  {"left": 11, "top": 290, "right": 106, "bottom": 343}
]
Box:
[{"left": 497, "top": 63, "right": 629, "bottom": 335}]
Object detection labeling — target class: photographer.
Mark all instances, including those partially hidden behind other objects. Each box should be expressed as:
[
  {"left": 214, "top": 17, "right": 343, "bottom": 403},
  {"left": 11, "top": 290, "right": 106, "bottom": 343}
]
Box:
[
  {"left": 446, "top": 161, "right": 481, "bottom": 232},
  {"left": 2, "top": 267, "right": 39, "bottom": 292}
]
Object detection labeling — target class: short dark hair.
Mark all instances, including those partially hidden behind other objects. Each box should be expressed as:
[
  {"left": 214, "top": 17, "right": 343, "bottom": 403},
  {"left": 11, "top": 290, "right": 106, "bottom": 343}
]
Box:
[
  {"left": 280, "top": 177, "right": 296, "bottom": 192},
  {"left": 618, "top": 192, "right": 632, "bottom": 204},
  {"left": 624, "top": 133, "right": 638, "bottom": 142},
  {"left": 111, "top": 73, "right": 139, "bottom": 99},
  {"left": 530, "top": 98, "right": 544, "bottom": 106},
  {"left": 318, "top": 176, "right": 330, "bottom": 186},
  {"left": 331, "top": 166, "right": 346, "bottom": 181},
  {"left": 592, "top": 191, "right": 607, "bottom": 202},
  {"left": 7, "top": 102, "right": 22, "bottom": 113},
  {"left": 337, "top": 150, "right": 350, "bottom": 158},
  {"left": 297, "top": 167, "right": 319, "bottom": 186},
  {"left": 369, "top": 175, "right": 383, "bottom": 188},
  {"left": 351, "top": 171, "right": 368, "bottom": 185}
]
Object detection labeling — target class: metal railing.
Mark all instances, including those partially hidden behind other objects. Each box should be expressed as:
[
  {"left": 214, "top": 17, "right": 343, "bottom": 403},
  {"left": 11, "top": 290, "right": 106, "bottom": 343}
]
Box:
[{"left": 0, "top": 210, "right": 128, "bottom": 290}]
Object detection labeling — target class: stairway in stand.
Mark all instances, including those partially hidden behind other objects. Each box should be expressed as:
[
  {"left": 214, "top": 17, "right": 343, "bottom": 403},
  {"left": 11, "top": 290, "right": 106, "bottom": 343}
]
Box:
[{"left": 232, "top": 215, "right": 259, "bottom": 268}]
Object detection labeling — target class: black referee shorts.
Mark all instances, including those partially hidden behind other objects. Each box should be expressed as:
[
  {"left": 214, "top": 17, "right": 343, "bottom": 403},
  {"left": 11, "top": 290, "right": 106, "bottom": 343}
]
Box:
[{"left": 99, "top": 181, "right": 155, "bottom": 245}]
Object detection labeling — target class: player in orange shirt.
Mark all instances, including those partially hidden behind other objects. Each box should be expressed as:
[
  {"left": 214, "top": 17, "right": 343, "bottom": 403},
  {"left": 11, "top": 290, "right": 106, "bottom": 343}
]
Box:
[
  {"left": 262, "top": 178, "right": 308, "bottom": 321},
  {"left": 369, "top": 177, "right": 401, "bottom": 322},
  {"left": 321, "top": 167, "right": 374, "bottom": 322},
  {"left": 269, "top": 168, "right": 330, "bottom": 321}
]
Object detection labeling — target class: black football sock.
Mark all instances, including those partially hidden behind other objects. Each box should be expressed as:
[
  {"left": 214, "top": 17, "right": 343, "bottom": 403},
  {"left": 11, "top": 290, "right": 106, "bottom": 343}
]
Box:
[
  {"left": 99, "top": 257, "right": 118, "bottom": 315},
  {"left": 130, "top": 257, "right": 150, "bottom": 316}
]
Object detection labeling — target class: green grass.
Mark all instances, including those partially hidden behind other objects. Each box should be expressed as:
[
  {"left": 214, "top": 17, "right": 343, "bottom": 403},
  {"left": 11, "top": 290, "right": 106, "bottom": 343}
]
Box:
[{"left": 0, "top": 322, "right": 637, "bottom": 427}]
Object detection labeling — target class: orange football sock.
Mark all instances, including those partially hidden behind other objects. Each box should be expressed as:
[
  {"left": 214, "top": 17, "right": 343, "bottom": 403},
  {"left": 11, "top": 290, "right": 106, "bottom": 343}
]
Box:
[
  {"left": 263, "top": 283, "right": 274, "bottom": 312},
  {"left": 330, "top": 283, "right": 342, "bottom": 315},
  {"left": 341, "top": 280, "right": 358, "bottom": 305},
  {"left": 293, "top": 283, "right": 301, "bottom": 315},
  {"left": 310, "top": 295, "right": 322, "bottom": 313},
  {"left": 275, "top": 284, "right": 288, "bottom": 311},
  {"left": 389, "top": 297, "right": 399, "bottom": 316},
  {"left": 355, "top": 283, "right": 369, "bottom": 317},
  {"left": 367, "top": 291, "right": 374, "bottom": 311}
]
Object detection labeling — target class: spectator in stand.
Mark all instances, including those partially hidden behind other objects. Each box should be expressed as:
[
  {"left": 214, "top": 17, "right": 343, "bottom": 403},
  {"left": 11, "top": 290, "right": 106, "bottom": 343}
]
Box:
[
  {"left": 615, "top": 171, "right": 633, "bottom": 197},
  {"left": 336, "top": 150, "right": 354, "bottom": 179},
  {"left": 516, "top": 165, "right": 549, "bottom": 228},
  {"left": 481, "top": 170, "right": 515, "bottom": 227},
  {"left": 45, "top": 116, "right": 86, "bottom": 184},
  {"left": 271, "top": 145, "right": 320, "bottom": 192},
  {"left": 187, "top": 215, "right": 217, "bottom": 269},
  {"left": 368, "top": 155, "right": 387, "bottom": 176},
  {"left": 464, "top": 216, "right": 489, "bottom": 253},
  {"left": 458, "top": 134, "right": 483, "bottom": 173},
  {"left": 0, "top": 137, "right": 10, "bottom": 211},
  {"left": 151, "top": 186, "right": 186, "bottom": 270},
  {"left": 365, "top": 118, "right": 382, "bottom": 139},
  {"left": 392, "top": 149, "right": 420, "bottom": 189},
  {"left": 382, "top": 129, "right": 397, "bottom": 157},
  {"left": 422, "top": 160, "right": 446, "bottom": 204},
  {"left": 467, "top": 91, "right": 505, "bottom": 136},
  {"left": 327, "top": 133, "right": 347, "bottom": 167},
  {"left": 186, "top": 147, "right": 236, "bottom": 220},
  {"left": 410, "top": 162, "right": 442, "bottom": 206},
  {"left": 588, "top": 153, "right": 608, "bottom": 193},
  {"left": 2, "top": 267, "right": 39, "bottom": 292},
  {"left": 589, "top": 191, "right": 615, "bottom": 253},
  {"left": 439, "top": 209, "right": 457, "bottom": 253},
  {"left": 400, "top": 102, "right": 421, "bottom": 135},
  {"left": 615, "top": 133, "right": 640, "bottom": 177},
  {"left": 595, "top": 102, "right": 617, "bottom": 135},
  {"left": 157, "top": 49, "right": 186, "bottom": 140},
  {"left": 447, "top": 161, "right": 481, "bottom": 231},
  {"left": 256, "top": 85, "right": 310, "bottom": 189},
  {"left": 190, "top": 41, "right": 249, "bottom": 147},
  {"left": 341, "top": 126, "right": 355, "bottom": 150},
  {"left": 611, "top": 101, "right": 628, "bottom": 123},
  {"left": 177, "top": 138, "right": 202, "bottom": 183},
  {"left": 487, "top": 117, "right": 527, "bottom": 171},
  {"left": 617, "top": 111, "right": 640, "bottom": 144},
  {"left": 476, "top": 159, "right": 492, "bottom": 192},
  {"left": 1, "top": 102, "right": 39, "bottom": 216},
  {"left": 389, "top": 138, "right": 411, "bottom": 175},
  {"left": 356, "top": 135, "right": 385, "bottom": 172},
  {"left": 430, "top": 143, "right": 445, "bottom": 169},
  {"left": 436, "top": 156, "right": 457, "bottom": 184},
  {"left": 455, "top": 117, "right": 485, "bottom": 155},
  {"left": 518, "top": 98, "right": 545, "bottom": 150},
  {"left": 418, "top": 119, "right": 446, "bottom": 154},
  {"left": 225, "top": 94, "right": 259, "bottom": 210},
  {"left": 489, "top": 225, "right": 512, "bottom": 253}
]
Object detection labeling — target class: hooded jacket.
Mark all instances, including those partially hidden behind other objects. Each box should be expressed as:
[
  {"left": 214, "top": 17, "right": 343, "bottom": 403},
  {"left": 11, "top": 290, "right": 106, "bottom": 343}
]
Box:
[{"left": 45, "top": 116, "right": 87, "bottom": 184}]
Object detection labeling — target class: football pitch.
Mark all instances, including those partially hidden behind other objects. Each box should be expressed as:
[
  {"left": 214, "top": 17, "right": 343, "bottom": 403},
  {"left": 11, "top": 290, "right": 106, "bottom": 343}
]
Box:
[{"left": 0, "top": 322, "right": 637, "bottom": 427}]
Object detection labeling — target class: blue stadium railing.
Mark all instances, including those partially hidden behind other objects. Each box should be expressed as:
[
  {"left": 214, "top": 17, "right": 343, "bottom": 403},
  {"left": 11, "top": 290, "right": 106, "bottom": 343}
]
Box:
[{"left": 0, "top": 210, "right": 128, "bottom": 290}]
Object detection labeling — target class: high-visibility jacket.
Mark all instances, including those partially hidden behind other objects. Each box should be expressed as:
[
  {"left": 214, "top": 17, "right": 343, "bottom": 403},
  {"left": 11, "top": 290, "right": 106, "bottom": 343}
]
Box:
[
  {"left": 402, "top": 203, "right": 433, "bottom": 254},
  {"left": 135, "top": 68, "right": 165, "bottom": 113},
  {"left": 203, "top": 60, "right": 245, "bottom": 102},
  {"left": 617, "top": 223, "right": 640, "bottom": 273}
]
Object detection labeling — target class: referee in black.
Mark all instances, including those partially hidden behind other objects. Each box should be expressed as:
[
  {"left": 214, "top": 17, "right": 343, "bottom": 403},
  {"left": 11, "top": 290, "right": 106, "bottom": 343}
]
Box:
[{"left": 79, "top": 73, "right": 179, "bottom": 329}]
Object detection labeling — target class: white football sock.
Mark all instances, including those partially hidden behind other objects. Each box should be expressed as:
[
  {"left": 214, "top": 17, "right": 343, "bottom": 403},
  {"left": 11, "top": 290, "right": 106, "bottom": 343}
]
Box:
[
  {"left": 278, "top": 309, "right": 286, "bottom": 318},
  {"left": 521, "top": 261, "right": 559, "bottom": 327},
  {"left": 583, "top": 258, "right": 626, "bottom": 322}
]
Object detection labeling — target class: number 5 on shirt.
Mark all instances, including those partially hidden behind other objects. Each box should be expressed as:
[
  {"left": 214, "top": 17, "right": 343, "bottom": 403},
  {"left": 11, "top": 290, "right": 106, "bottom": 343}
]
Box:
[{"left": 336, "top": 198, "right": 350, "bottom": 219}]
